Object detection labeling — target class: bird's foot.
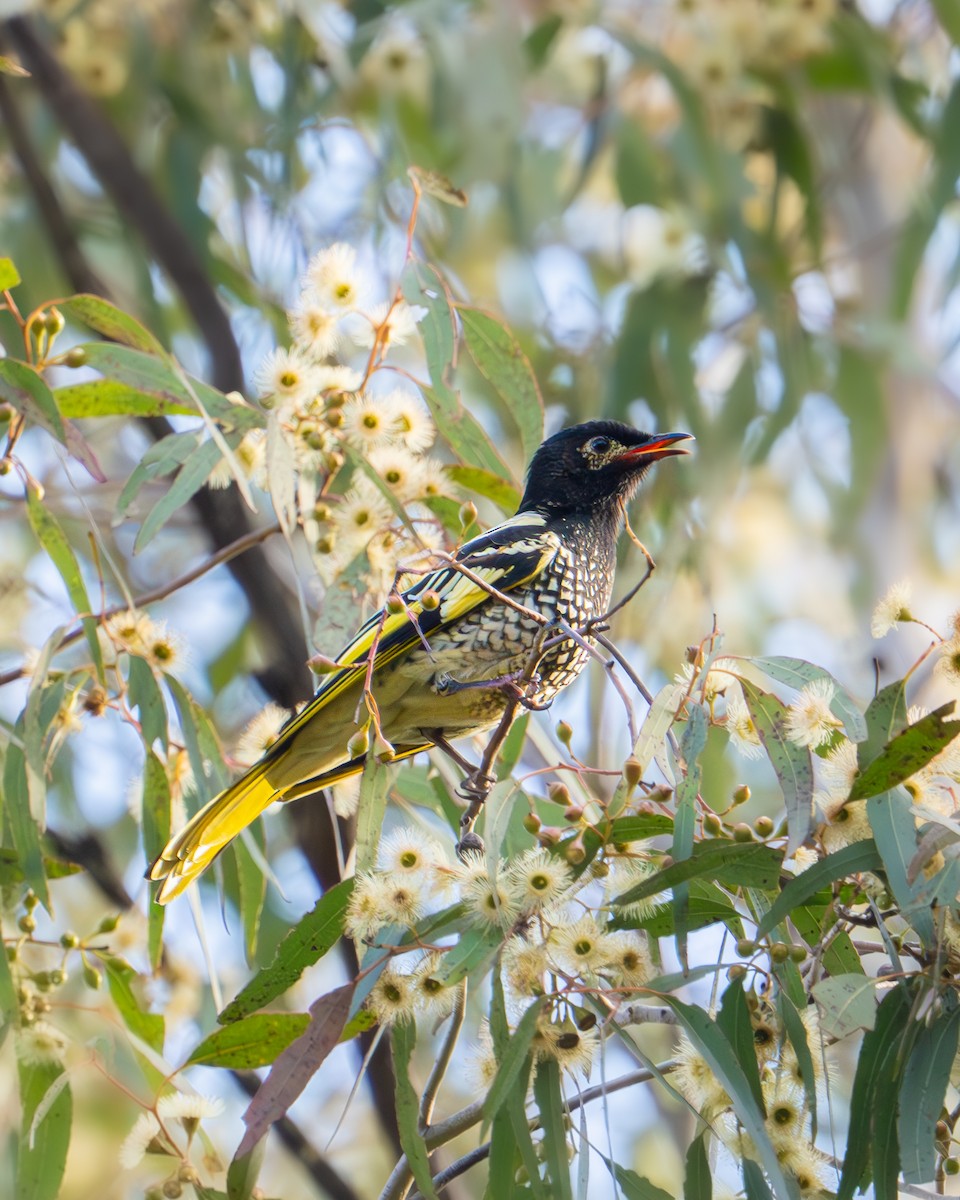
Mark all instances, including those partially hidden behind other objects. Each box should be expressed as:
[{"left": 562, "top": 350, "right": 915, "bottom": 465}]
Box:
[
  {"left": 436, "top": 669, "right": 524, "bottom": 695},
  {"left": 457, "top": 771, "right": 496, "bottom": 802}
]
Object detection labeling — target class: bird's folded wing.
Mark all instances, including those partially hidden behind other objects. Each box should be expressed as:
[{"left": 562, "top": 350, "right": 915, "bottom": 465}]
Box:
[{"left": 262, "top": 516, "right": 559, "bottom": 760}]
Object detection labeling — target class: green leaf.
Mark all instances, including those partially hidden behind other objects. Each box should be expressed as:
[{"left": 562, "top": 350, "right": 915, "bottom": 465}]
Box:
[
  {"left": 166, "top": 675, "right": 228, "bottom": 806},
  {"left": 747, "top": 656, "right": 867, "bottom": 742},
  {"left": 78, "top": 343, "right": 260, "bottom": 427},
  {"left": 755, "top": 839, "right": 881, "bottom": 938},
  {"left": 899, "top": 1001, "right": 960, "bottom": 1184},
  {"left": 628, "top": 880, "right": 742, "bottom": 939},
  {"left": 682, "top": 1133, "right": 712, "bottom": 1200},
  {"left": 59, "top": 294, "right": 165, "bottom": 354},
  {"left": 867, "top": 792, "right": 933, "bottom": 945},
  {"left": 524, "top": 14, "right": 564, "bottom": 67},
  {"left": 659, "top": 997, "right": 796, "bottom": 1200},
  {"left": 778, "top": 991, "right": 818, "bottom": 1137},
  {"left": 355, "top": 753, "right": 390, "bottom": 876},
  {"left": 0, "top": 256, "right": 21, "bottom": 289},
  {"left": 0, "top": 358, "right": 104, "bottom": 481},
  {"left": 673, "top": 703, "right": 707, "bottom": 966},
  {"left": 837, "top": 984, "right": 919, "bottom": 1200},
  {"left": 850, "top": 703, "right": 960, "bottom": 801},
  {"left": 141, "top": 749, "right": 170, "bottom": 970},
  {"left": 534, "top": 1057, "right": 573, "bottom": 1200},
  {"left": 0, "top": 357, "right": 62, "bottom": 439},
  {"left": 188, "top": 1013, "right": 311, "bottom": 1069},
  {"left": 103, "top": 956, "right": 164, "bottom": 1053},
  {"left": 422, "top": 381, "right": 512, "bottom": 478},
  {"left": 616, "top": 840, "right": 783, "bottom": 907},
  {"left": 483, "top": 997, "right": 545, "bottom": 1128},
  {"left": 238, "top": 982, "right": 354, "bottom": 1158},
  {"left": 445, "top": 464, "right": 520, "bottom": 513},
  {"left": 433, "top": 923, "right": 504, "bottom": 986},
  {"left": 0, "top": 911, "right": 17, "bottom": 1027},
  {"left": 742, "top": 1159, "right": 774, "bottom": 1200},
  {"left": 3, "top": 745, "right": 49, "bottom": 910},
  {"left": 859, "top": 678, "right": 908, "bottom": 769},
  {"left": 227, "top": 1137, "right": 265, "bottom": 1200},
  {"left": 392, "top": 1020, "right": 439, "bottom": 1200},
  {"left": 17, "top": 1060, "right": 72, "bottom": 1200},
  {"left": 717, "top": 978, "right": 764, "bottom": 1110},
  {"left": 459, "top": 306, "right": 544, "bottom": 464},
  {"left": 218, "top": 880, "right": 353, "bottom": 1023},
  {"left": 233, "top": 833, "right": 267, "bottom": 966},
  {"left": 135, "top": 434, "right": 232, "bottom": 552},
  {"left": 54, "top": 379, "right": 194, "bottom": 419},
  {"left": 812, "top": 974, "right": 878, "bottom": 1040},
  {"left": 931, "top": 0, "right": 960, "bottom": 43},
  {"left": 790, "top": 904, "right": 863, "bottom": 976},
  {"left": 740, "top": 682, "right": 814, "bottom": 853},
  {"left": 128, "top": 656, "right": 168, "bottom": 750},
  {"left": 402, "top": 260, "right": 457, "bottom": 388}
]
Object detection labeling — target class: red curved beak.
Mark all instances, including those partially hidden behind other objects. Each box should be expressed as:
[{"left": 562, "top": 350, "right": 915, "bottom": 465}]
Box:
[{"left": 620, "top": 431, "right": 695, "bottom": 461}]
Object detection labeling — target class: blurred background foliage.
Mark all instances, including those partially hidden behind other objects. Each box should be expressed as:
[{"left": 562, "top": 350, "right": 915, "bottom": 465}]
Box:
[{"left": 1, "top": 0, "right": 959, "bottom": 1197}]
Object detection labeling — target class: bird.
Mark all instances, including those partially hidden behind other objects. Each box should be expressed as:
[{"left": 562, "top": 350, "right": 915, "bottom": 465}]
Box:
[{"left": 150, "top": 420, "right": 693, "bottom": 902}]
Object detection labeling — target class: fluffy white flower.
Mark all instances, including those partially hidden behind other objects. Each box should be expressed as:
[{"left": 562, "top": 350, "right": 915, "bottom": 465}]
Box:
[
  {"left": 306, "top": 242, "right": 368, "bottom": 310},
  {"left": 870, "top": 578, "right": 913, "bottom": 638},
  {"left": 622, "top": 205, "right": 707, "bottom": 291},
  {"left": 347, "top": 301, "right": 424, "bottom": 350},
  {"left": 235, "top": 703, "right": 289, "bottom": 767},
  {"left": 118, "top": 1112, "right": 163, "bottom": 1169},
  {"left": 16, "top": 1021, "right": 68, "bottom": 1066},
  {"left": 289, "top": 293, "right": 342, "bottom": 359},
  {"left": 387, "top": 390, "right": 435, "bottom": 452},
  {"left": 785, "top": 679, "right": 843, "bottom": 748},
  {"left": 725, "top": 686, "right": 764, "bottom": 759},
  {"left": 157, "top": 1092, "right": 224, "bottom": 1122},
  {"left": 254, "top": 346, "right": 319, "bottom": 411}
]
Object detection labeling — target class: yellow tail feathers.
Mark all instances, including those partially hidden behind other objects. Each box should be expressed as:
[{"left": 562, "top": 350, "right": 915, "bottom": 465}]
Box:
[{"left": 149, "top": 769, "right": 278, "bottom": 904}]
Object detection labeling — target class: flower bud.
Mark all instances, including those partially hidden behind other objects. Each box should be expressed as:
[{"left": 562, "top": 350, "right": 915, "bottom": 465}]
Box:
[
  {"left": 564, "top": 836, "right": 586, "bottom": 865},
  {"left": 563, "top": 805, "right": 583, "bottom": 823},
  {"left": 386, "top": 594, "right": 404, "bottom": 615},
  {"left": 769, "top": 942, "right": 790, "bottom": 963},
  {"left": 44, "top": 308, "right": 65, "bottom": 336},
  {"left": 547, "top": 782, "right": 570, "bottom": 807},
  {"left": 733, "top": 785, "right": 751, "bottom": 806},
  {"left": 348, "top": 727, "right": 370, "bottom": 758},
  {"left": 60, "top": 931, "right": 80, "bottom": 949},
  {"left": 18, "top": 915, "right": 36, "bottom": 934},
  {"left": 421, "top": 589, "right": 440, "bottom": 611},
  {"left": 522, "top": 812, "right": 541, "bottom": 835},
  {"left": 83, "top": 962, "right": 102, "bottom": 990},
  {"left": 64, "top": 346, "right": 87, "bottom": 368},
  {"left": 788, "top": 944, "right": 807, "bottom": 964},
  {"left": 732, "top": 822, "right": 754, "bottom": 843},
  {"left": 727, "top": 963, "right": 747, "bottom": 981},
  {"left": 753, "top": 815, "right": 774, "bottom": 838},
  {"left": 97, "top": 914, "right": 119, "bottom": 933},
  {"left": 555, "top": 720, "right": 573, "bottom": 747},
  {"left": 622, "top": 757, "right": 643, "bottom": 788},
  {"left": 308, "top": 654, "right": 340, "bottom": 674},
  {"left": 736, "top": 938, "right": 756, "bottom": 957},
  {"left": 458, "top": 501, "right": 478, "bottom": 529},
  {"left": 702, "top": 812, "right": 722, "bottom": 836}
]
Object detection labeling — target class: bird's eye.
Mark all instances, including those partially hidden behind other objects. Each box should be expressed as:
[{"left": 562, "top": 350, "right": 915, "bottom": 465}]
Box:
[{"left": 585, "top": 436, "right": 611, "bottom": 455}]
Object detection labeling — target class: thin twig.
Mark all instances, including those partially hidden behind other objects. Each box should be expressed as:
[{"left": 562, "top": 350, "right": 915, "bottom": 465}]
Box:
[
  {"left": 0, "top": 521, "right": 281, "bottom": 688},
  {"left": 418, "top": 982, "right": 468, "bottom": 1132}
]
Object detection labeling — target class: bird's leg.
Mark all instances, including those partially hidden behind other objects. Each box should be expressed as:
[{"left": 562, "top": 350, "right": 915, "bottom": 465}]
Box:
[{"left": 425, "top": 730, "right": 480, "bottom": 778}]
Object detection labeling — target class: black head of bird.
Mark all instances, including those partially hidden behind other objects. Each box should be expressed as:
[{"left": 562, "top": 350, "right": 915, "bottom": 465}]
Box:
[{"left": 518, "top": 420, "right": 694, "bottom": 518}]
